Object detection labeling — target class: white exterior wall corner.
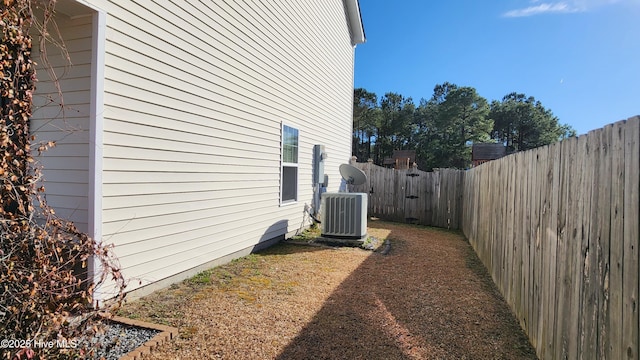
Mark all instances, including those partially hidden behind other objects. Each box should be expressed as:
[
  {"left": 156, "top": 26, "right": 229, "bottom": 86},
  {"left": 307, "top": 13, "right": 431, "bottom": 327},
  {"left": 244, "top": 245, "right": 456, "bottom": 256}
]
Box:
[{"left": 54, "top": 0, "right": 361, "bottom": 296}]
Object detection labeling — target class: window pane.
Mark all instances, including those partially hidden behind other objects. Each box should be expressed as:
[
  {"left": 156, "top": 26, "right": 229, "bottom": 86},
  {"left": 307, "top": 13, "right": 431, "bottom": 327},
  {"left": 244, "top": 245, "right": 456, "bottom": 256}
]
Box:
[
  {"left": 282, "top": 125, "right": 298, "bottom": 163},
  {"left": 282, "top": 166, "right": 297, "bottom": 202}
]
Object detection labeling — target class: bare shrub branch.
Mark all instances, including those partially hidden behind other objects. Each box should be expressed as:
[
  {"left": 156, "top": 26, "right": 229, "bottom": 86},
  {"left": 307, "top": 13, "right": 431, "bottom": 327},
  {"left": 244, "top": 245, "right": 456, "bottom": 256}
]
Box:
[{"left": 1, "top": 1, "right": 126, "bottom": 358}]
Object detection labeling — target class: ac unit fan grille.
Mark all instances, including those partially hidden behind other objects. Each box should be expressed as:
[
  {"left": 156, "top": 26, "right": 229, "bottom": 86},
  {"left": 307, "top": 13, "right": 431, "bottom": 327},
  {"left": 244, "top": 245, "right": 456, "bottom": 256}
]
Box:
[{"left": 321, "top": 193, "right": 367, "bottom": 239}]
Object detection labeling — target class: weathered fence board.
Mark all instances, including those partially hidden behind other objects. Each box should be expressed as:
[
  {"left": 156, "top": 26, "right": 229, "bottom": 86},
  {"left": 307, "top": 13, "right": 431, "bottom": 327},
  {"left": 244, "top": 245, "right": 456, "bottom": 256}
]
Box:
[
  {"left": 623, "top": 117, "right": 639, "bottom": 360},
  {"left": 609, "top": 121, "right": 625, "bottom": 360},
  {"left": 504, "top": 158, "right": 521, "bottom": 308},
  {"left": 554, "top": 135, "right": 577, "bottom": 360},
  {"left": 516, "top": 152, "right": 527, "bottom": 330},
  {"left": 582, "top": 128, "right": 601, "bottom": 359},
  {"left": 576, "top": 133, "right": 592, "bottom": 360},
  {"left": 531, "top": 145, "right": 544, "bottom": 349},
  {"left": 545, "top": 142, "right": 560, "bottom": 359},
  {"left": 566, "top": 135, "right": 582, "bottom": 360},
  {"left": 552, "top": 140, "right": 565, "bottom": 360},
  {"left": 598, "top": 125, "right": 613, "bottom": 359}
]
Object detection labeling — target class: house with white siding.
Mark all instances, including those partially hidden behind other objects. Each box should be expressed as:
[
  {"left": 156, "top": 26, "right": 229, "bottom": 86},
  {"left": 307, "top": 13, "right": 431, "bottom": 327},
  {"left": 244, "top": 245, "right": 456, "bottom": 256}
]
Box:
[{"left": 31, "top": 0, "right": 365, "bottom": 301}]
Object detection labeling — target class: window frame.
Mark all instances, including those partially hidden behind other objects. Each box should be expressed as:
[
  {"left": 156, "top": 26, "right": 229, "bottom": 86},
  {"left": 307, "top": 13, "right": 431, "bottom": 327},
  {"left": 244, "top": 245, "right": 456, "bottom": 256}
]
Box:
[{"left": 280, "top": 123, "right": 299, "bottom": 205}]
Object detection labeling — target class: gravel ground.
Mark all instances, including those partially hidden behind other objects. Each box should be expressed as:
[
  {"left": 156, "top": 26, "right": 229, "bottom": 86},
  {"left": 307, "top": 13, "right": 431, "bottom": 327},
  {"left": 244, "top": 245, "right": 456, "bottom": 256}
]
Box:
[
  {"left": 79, "top": 322, "right": 159, "bottom": 359},
  {"left": 117, "top": 220, "right": 537, "bottom": 359}
]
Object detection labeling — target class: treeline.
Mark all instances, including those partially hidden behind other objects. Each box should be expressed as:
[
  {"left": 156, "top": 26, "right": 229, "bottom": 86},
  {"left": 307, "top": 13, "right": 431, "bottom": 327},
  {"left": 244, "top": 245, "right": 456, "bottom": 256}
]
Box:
[{"left": 353, "top": 82, "right": 576, "bottom": 171}]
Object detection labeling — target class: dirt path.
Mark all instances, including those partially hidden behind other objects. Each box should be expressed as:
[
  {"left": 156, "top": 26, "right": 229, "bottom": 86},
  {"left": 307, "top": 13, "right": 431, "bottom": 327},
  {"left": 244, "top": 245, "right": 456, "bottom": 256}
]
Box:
[{"left": 118, "top": 220, "right": 537, "bottom": 359}]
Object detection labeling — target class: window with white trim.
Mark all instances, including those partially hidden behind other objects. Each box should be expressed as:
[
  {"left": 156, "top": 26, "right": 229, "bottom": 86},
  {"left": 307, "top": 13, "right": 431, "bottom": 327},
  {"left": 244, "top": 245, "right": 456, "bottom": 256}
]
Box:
[{"left": 281, "top": 124, "right": 298, "bottom": 203}]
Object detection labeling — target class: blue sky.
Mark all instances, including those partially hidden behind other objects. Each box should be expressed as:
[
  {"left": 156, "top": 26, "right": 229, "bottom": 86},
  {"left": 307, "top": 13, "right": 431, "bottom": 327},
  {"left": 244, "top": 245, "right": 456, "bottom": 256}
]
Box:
[{"left": 354, "top": 0, "right": 640, "bottom": 136}]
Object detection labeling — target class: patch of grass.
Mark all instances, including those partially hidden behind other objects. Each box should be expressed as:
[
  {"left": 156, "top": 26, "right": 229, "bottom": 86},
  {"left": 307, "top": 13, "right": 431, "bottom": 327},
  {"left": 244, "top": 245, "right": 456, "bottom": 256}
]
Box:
[
  {"left": 124, "top": 312, "right": 140, "bottom": 320},
  {"left": 233, "top": 253, "right": 261, "bottom": 264},
  {"left": 360, "top": 235, "right": 386, "bottom": 251},
  {"left": 212, "top": 269, "right": 234, "bottom": 286},
  {"left": 188, "top": 269, "right": 214, "bottom": 285},
  {"left": 290, "top": 225, "right": 321, "bottom": 242}
]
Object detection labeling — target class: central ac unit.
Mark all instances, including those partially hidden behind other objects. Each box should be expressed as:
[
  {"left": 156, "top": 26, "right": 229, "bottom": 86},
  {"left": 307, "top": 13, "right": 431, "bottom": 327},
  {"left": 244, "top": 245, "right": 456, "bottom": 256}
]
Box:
[{"left": 321, "top": 192, "right": 367, "bottom": 239}]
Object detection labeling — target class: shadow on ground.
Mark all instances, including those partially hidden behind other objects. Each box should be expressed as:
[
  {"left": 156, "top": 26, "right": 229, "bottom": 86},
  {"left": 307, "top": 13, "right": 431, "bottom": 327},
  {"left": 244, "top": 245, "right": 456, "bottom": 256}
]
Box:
[{"left": 275, "top": 220, "right": 537, "bottom": 360}]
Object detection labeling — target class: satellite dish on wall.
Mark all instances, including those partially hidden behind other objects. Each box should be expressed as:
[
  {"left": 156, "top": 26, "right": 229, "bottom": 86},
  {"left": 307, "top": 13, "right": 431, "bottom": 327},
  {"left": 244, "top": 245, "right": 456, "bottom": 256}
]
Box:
[{"left": 339, "top": 164, "right": 366, "bottom": 186}]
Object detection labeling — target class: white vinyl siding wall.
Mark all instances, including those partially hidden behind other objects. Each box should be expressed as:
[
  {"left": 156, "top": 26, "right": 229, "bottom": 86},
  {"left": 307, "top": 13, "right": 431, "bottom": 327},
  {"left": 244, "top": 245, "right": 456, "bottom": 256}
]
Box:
[
  {"left": 31, "top": 14, "right": 93, "bottom": 233},
  {"left": 95, "top": 0, "right": 354, "bottom": 292}
]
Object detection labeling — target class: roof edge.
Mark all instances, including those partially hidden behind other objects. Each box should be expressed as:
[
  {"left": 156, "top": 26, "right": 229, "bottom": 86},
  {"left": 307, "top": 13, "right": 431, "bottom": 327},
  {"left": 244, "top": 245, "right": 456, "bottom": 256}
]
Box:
[{"left": 343, "top": 0, "right": 366, "bottom": 46}]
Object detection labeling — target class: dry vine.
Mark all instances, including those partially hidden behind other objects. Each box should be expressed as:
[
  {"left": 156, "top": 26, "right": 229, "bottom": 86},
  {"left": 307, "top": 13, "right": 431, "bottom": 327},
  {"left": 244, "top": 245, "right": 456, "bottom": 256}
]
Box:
[{"left": 1, "top": 1, "right": 126, "bottom": 359}]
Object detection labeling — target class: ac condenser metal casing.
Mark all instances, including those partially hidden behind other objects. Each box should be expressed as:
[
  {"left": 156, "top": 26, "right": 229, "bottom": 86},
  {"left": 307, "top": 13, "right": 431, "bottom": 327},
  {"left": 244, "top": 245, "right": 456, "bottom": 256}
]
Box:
[{"left": 320, "top": 192, "right": 367, "bottom": 239}]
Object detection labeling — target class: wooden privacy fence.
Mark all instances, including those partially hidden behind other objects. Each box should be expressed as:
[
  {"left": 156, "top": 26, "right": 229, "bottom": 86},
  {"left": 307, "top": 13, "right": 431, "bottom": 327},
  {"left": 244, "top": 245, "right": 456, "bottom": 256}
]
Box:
[
  {"left": 462, "top": 116, "right": 639, "bottom": 359},
  {"left": 351, "top": 161, "right": 464, "bottom": 229}
]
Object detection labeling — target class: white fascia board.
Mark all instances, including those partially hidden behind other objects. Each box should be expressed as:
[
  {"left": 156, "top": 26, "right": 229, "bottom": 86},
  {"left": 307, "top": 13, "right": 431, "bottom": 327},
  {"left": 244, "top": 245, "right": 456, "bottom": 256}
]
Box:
[{"left": 344, "top": 0, "right": 366, "bottom": 46}]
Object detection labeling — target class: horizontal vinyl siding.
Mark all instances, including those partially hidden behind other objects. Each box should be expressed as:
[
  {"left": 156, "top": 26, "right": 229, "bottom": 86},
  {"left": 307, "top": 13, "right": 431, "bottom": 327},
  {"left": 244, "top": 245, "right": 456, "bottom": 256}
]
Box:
[
  {"left": 31, "top": 15, "right": 92, "bottom": 232},
  {"left": 97, "top": 0, "right": 355, "bottom": 291}
]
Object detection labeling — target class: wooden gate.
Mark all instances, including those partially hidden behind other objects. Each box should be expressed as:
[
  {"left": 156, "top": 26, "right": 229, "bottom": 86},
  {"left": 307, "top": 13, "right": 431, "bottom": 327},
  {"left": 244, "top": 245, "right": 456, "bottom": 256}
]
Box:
[{"left": 351, "top": 161, "right": 464, "bottom": 229}]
